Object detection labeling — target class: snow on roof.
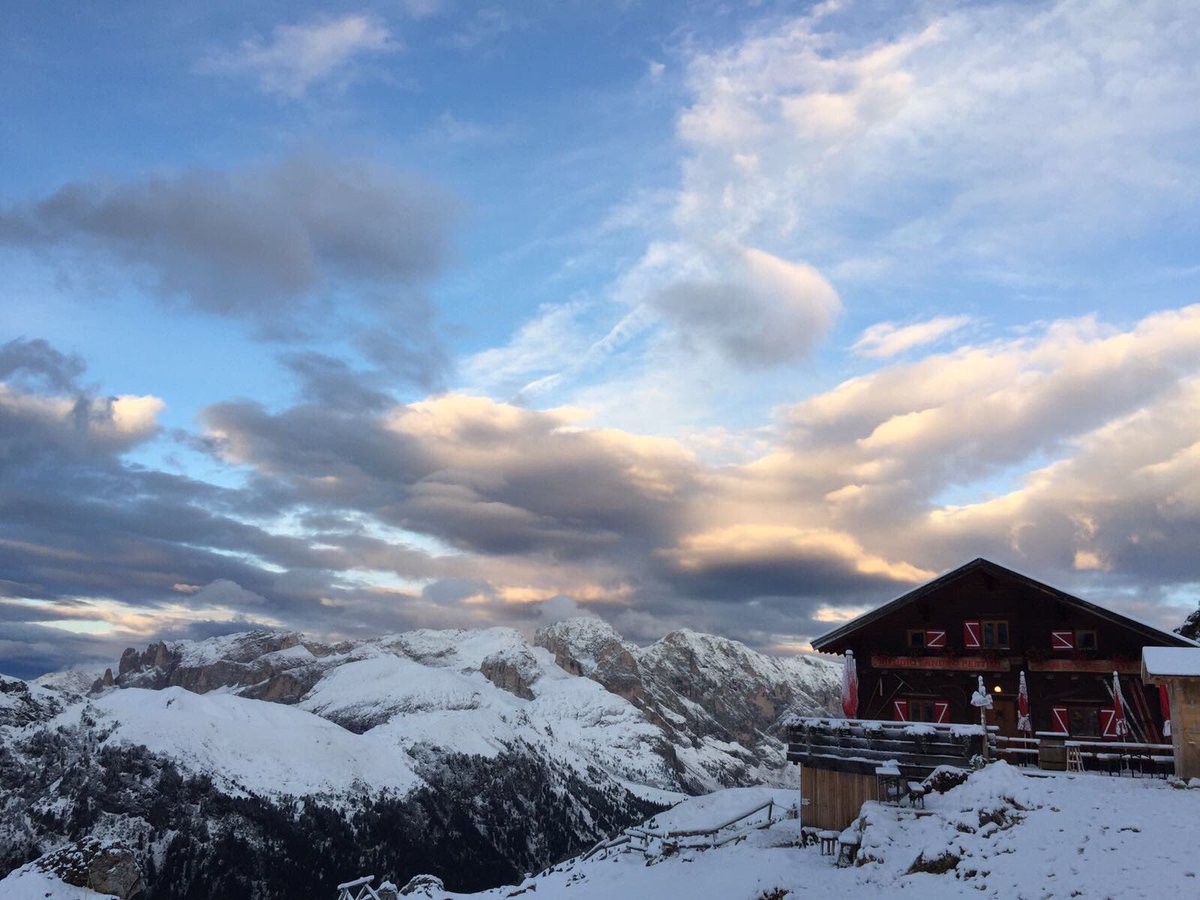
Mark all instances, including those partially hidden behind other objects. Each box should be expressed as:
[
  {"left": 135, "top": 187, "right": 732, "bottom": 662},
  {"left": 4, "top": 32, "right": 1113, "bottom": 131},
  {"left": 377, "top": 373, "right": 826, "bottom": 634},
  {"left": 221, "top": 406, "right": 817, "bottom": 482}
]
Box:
[{"left": 1143, "top": 646, "right": 1200, "bottom": 678}]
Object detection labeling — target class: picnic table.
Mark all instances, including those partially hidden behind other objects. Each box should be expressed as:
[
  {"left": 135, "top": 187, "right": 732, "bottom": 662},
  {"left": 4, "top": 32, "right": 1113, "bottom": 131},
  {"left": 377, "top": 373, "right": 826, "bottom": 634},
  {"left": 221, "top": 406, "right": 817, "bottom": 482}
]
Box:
[{"left": 1064, "top": 741, "right": 1173, "bottom": 777}]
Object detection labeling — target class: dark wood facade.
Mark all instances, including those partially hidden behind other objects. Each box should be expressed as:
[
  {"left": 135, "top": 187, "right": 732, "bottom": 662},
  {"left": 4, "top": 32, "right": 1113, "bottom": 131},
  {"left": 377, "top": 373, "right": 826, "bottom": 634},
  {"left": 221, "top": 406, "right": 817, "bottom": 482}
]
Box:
[{"left": 812, "top": 559, "right": 1195, "bottom": 740}]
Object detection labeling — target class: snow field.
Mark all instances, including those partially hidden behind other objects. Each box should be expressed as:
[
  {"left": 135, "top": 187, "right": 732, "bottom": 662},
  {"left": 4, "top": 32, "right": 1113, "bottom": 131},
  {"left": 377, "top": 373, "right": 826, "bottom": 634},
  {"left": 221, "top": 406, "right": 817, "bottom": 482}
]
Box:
[{"left": 440, "top": 763, "right": 1200, "bottom": 899}]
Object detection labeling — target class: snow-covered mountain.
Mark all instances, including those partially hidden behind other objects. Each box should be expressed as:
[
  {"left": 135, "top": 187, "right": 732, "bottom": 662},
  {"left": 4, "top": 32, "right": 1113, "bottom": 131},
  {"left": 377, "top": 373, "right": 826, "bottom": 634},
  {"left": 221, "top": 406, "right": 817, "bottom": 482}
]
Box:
[{"left": 0, "top": 619, "right": 839, "bottom": 899}]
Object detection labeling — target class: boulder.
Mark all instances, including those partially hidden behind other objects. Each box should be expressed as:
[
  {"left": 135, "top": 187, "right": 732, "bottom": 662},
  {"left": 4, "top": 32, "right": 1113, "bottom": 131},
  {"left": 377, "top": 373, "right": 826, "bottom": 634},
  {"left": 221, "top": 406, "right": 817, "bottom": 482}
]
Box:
[
  {"left": 33, "top": 838, "right": 144, "bottom": 899},
  {"left": 399, "top": 873, "right": 445, "bottom": 896}
]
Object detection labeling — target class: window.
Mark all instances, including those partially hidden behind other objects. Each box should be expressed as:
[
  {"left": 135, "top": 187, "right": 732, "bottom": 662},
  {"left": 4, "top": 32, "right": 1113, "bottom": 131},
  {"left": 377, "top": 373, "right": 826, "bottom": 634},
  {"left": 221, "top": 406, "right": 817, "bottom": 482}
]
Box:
[
  {"left": 980, "top": 619, "right": 1009, "bottom": 649},
  {"left": 906, "top": 699, "right": 950, "bottom": 723},
  {"left": 1076, "top": 629, "right": 1098, "bottom": 651},
  {"left": 908, "top": 629, "right": 947, "bottom": 651}
]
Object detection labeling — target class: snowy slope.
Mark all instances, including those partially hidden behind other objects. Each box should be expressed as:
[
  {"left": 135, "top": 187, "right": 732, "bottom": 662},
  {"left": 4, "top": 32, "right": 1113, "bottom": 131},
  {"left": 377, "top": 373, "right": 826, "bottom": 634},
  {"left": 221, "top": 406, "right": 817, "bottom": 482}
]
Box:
[
  {"left": 439, "top": 764, "right": 1200, "bottom": 900},
  {"left": 0, "top": 866, "right": 117, "bottom": 900},
  {"left": 80, "top": 686, "right": 424, "bottom": 798}
]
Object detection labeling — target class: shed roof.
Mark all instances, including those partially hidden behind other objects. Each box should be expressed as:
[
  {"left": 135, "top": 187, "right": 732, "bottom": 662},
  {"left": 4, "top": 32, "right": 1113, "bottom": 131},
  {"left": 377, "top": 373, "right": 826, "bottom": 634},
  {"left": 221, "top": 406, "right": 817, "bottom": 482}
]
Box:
[
  {"left": 1142, "top": 647, "right": 1200, "bottom": 679},
  {"left": 811, "top": 557, "right": 1197, "bottom": 652}
]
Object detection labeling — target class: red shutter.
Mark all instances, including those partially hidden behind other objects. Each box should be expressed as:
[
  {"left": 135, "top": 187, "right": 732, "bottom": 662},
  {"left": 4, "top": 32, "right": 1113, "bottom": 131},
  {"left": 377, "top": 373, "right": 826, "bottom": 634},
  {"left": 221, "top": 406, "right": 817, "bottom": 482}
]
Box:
[
  {"left": 933, "top": 701, "right": 950, "bottom": 724},
  {"left": 1100, "top": 707, "right": 1117, "bottom": 739},
  {"left": 1051, "top": 706, "right": 1070, "bottom": 734},
  {"left": 925, "top": 629, "right": 946, "bottom": 649},
  {"left": 893, "top": 699, "right": 909, "bottom": 722},
  {"left": 963, "top": 621, "right": 982, "bottom": 649},
  {"left": 1051, "top": 631, "right": 1075, "bottom": 650}
]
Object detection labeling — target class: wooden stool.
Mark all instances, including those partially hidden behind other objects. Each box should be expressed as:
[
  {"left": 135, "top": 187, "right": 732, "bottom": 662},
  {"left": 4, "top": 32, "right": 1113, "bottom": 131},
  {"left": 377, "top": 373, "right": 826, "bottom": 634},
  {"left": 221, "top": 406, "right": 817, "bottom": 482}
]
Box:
[
  {"left": 906, "top": 782, "right": 926, "bottom": 809},
  {"left": 818, "top": 831, "right": 839, "bottom": 856},
  {"left": 836, "top": 834, "right": 860, "bottom": 867}
]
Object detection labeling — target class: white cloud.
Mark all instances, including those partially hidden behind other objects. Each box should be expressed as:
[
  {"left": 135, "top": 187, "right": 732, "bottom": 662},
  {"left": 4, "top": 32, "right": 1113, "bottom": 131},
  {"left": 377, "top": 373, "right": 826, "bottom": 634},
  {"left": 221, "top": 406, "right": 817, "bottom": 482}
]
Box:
[
  {"left": 673, "top": 0, "right": 1200, "bottom": 280},
  {"left": 852, "top": 315, "right": 972, "bottom": 358},
  {"left": 199, "top": 15, "right": 394, "bottom": 98}
]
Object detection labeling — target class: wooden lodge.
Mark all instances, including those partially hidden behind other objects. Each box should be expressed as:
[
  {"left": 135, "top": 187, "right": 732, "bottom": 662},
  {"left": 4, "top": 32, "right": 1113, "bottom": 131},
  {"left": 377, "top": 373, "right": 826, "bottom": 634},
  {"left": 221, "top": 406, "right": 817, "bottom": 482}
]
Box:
[{"left": 811, "top": 558, "right": 1195, "bottom": 742}]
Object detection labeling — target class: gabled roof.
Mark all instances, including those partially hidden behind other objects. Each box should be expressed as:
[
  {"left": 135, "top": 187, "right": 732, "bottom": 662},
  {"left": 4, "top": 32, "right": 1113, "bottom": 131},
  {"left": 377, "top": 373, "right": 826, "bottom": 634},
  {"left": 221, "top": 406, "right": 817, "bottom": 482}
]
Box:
[{"left": 811, "top": 557, "right": 1197, "bottom": 652}]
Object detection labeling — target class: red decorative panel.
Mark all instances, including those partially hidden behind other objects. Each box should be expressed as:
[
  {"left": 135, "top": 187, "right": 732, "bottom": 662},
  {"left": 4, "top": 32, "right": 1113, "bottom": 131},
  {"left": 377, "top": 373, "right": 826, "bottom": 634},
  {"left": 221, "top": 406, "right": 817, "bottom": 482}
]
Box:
[
  {"left": 1050, "top": 705, "right": 1070, "bottom": 734},
  {"left": 1051, "top": 631, "right": 1075, "bottom": 650},
  {"left": 1100, "top": 707, "right": 1118, "bottom": 739},
  {"left": 933, "top": 701, "right": 950, "bottom": 724},
  {"left": 893, "top": 699, "right": 909, "bottom": 722},
  {"left": 963, "top": 621, "right": 982, "bottom": 649},
  {"left": 925, "top": 629, "right": 947, "bottom": 649}
]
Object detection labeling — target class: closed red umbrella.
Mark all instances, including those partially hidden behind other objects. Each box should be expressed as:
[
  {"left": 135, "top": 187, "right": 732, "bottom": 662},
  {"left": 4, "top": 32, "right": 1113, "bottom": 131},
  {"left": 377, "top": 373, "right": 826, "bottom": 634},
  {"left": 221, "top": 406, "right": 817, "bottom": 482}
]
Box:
[
  {"left": 1159, "top": 684, "right": 1171, "bottom": 739},
  {"left": 841, "top": 650, "right": 858, "bottom": 719},
  {"left": 1111, "top": 671, "right": 1129, "bottom": 740},
  {"left": 1017, "top": 670, "right": 1031, "bottom": 735}
]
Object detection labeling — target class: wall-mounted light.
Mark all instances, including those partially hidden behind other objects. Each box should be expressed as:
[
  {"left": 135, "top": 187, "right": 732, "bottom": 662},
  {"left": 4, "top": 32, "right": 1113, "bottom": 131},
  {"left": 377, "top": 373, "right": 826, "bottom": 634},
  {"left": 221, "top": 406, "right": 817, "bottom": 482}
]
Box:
[{"left": 993, "top": 685, "right": 1002, "bottom": 693}]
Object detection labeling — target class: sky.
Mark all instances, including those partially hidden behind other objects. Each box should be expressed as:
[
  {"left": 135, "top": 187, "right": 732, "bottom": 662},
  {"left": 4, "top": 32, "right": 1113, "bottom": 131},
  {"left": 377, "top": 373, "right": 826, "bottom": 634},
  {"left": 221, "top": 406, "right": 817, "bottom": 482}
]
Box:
[{"left": 3, "top": 0, "right": 1200, "bottom": 678}]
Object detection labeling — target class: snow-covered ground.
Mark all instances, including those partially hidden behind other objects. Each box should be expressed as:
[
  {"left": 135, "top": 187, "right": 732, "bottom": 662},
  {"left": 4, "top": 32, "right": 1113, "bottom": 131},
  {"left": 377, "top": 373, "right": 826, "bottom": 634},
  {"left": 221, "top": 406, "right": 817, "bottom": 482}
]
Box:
[
  {"left": 0, "top": 866, "right": 117, "bottom": 899},
  {"left": 435, "top": 764, "right": 1200, "bottom": 900}
]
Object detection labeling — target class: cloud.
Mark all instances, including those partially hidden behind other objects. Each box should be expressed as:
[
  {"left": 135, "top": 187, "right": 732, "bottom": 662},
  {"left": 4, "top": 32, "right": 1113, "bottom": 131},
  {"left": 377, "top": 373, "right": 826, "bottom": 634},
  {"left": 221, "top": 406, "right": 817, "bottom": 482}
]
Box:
[
  {"left": 10, "top": 300, "right": 1200, "bottom": 673},
  {"left": 198, "top": 15, "right": 395, "bottom": 98},
  {"left": 852, "top": 315, "right": 972, "bottom": 358},
  {"left": 0, "top": 338, "right": 85, "bottom": 393},
  {"left": 645, "top": 244, "right": 840, "bottom": 368},
  {"left": 672, "top": 0, "right": 1200, "bottom": 281},
  {"left": 281, "top": 352, "right": 396, "bottom": 411},
  {"left": 0, "top": 157, "right": 456, "bottom": 386}
]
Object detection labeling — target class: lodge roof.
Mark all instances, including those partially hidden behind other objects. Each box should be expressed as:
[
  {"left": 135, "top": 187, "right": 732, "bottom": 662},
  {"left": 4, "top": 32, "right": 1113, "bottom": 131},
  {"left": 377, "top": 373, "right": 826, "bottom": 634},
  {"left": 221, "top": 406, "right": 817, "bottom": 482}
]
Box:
[{"left": 811, "top": 557, "right": 1198, "bottom": 653}]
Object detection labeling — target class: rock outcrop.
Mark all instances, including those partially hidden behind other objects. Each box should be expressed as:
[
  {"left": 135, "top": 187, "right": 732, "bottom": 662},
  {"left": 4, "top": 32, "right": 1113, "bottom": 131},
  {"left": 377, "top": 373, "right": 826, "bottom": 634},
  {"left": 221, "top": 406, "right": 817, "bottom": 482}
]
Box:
[
  {"left": 480, "top": 649, "right": 540, "bottom": 700},
  {"left": 32, "top": 838, "right": 144, "bottom": 899},
  {"left": 113, "top": 631, "right": 334, "bottom": 702}
]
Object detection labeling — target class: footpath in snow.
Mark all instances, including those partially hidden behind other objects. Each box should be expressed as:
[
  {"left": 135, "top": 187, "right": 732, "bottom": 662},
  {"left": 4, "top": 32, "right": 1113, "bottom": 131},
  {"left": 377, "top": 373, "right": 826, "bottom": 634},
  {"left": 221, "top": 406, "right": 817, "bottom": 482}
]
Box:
[{"left": 424, "top": 763, "right": 1200, "bottom": 900}]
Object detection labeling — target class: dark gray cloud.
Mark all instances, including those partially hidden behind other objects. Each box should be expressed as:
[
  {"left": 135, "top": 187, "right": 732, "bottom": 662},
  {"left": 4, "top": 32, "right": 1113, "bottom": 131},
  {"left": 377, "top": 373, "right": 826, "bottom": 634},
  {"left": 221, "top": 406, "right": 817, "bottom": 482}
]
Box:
[
  {"left": 0, "top": 156, "right": 457, "bottom": 386},
  {"left": 203, "top": 394, "right": 698, "bottom": 560},
  {"left": 282, "top": 351, "right": 397, "bottom": 411},
  {"left": 0, "top": 338, "right": 86, "bottom": 393}
]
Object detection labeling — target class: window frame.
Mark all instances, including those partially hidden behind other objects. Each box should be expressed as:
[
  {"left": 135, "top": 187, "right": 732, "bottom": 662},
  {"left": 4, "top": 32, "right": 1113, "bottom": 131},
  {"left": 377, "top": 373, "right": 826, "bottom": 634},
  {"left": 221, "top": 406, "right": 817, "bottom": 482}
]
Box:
[
  {"left": 1075, "top": 629, "right": 1098, "bottom": 652},
  {"left": 979, "top": 618, "right": 1010, "bottom": 649}
]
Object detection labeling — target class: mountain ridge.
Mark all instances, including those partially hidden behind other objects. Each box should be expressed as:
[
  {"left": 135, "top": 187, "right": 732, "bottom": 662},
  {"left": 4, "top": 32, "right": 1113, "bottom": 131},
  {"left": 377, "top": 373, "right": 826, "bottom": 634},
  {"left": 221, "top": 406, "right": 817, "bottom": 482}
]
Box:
[{"left": 1, "top": 618, "right": 839, "bottom": 898}]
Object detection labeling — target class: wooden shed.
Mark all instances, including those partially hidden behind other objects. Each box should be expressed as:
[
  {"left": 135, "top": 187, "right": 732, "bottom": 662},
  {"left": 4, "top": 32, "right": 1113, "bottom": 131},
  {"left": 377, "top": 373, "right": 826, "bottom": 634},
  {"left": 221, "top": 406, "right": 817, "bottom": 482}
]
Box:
[
  {"left": 1142, "top": 648, "right": 1200, "bottom": 780},
  {"left": 786, "top": 717, "right": 992, "bottom": 830}
]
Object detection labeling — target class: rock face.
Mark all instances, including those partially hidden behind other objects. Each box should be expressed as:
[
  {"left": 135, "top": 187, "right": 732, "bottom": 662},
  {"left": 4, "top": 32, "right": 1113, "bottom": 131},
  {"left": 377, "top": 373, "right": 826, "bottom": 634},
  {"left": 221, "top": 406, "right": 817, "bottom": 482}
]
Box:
[
  {"left": 480, "top": 649, "right": 540, "bottom": 700},
  {"left": 535, "top": 618, "right": 841, "bottom": 789},
  {"left": 114, "top": 631, "right": 334, "bottom": 702},
  {"left": 33, "top": 838, "right": 144, "bottom": 898}
]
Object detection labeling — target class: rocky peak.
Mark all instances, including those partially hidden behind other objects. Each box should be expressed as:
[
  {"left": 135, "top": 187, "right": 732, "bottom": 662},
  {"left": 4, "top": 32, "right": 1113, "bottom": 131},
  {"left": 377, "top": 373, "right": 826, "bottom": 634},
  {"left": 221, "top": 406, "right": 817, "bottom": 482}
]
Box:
[
  {"left": 111, "top": 630, "right": 332, "bottom": 702},
  {"left": 535, "top": 617, "right": 643, "bottom": 703},
  {"left": 1178, "top": 607, "right": 1200, "bottom": 640}
]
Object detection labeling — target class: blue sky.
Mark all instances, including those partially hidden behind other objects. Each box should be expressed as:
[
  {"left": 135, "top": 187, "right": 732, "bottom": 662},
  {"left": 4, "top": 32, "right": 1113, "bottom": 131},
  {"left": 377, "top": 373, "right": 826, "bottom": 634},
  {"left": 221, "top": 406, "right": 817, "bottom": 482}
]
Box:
[{"left": 3, "top": 0, "right": 1200, "bottom": 676}]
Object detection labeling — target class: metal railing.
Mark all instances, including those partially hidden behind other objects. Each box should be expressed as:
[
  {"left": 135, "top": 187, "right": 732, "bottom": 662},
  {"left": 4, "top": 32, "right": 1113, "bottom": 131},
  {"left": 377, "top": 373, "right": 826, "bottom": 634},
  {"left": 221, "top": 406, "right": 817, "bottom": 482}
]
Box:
[{"left": 582, "top": 797, "right": 784, "bottom": 861}]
